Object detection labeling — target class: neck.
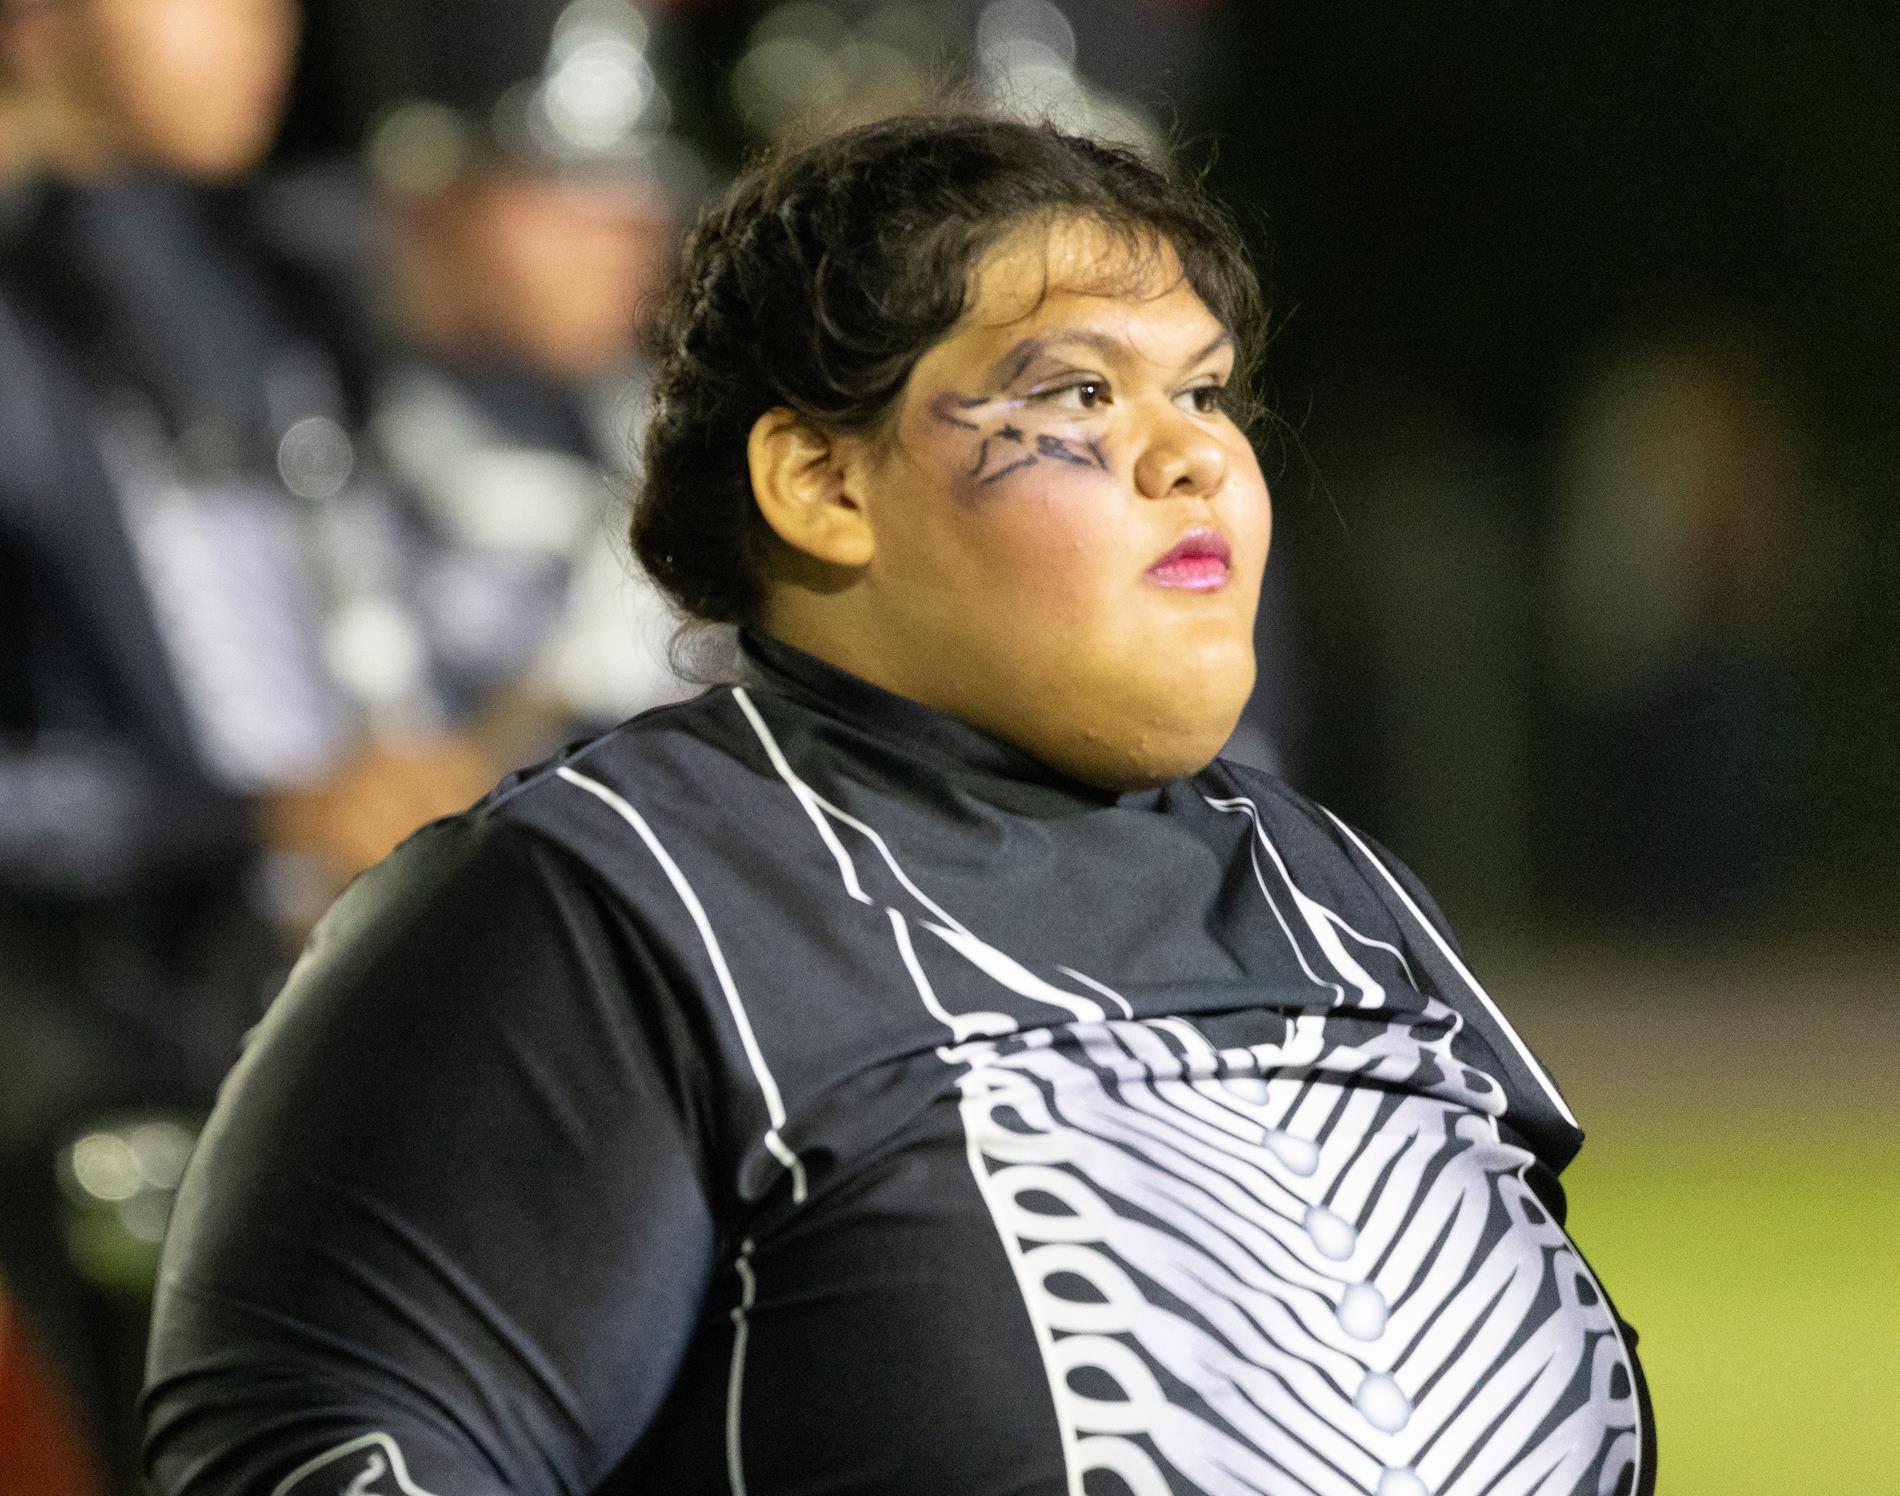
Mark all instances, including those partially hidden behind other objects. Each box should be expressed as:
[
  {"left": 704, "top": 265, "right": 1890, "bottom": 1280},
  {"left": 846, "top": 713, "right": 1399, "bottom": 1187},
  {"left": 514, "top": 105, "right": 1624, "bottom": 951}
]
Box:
[
  {"left": 756, "top": 582, "right": 924, "bottom": 713},
  {"left": 758, "top": 584, "right": 1244, "bottom": 794}
]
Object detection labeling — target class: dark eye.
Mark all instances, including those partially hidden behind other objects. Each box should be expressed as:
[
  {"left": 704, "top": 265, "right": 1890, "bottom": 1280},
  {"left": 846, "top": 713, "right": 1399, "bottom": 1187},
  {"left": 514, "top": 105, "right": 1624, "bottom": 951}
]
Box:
[
  {"left": 1180, "top": 384, "right": 1227, "bottom": 415},
  {"left": 1041, "top": 379, "right": 1109, "bottom": 411}
]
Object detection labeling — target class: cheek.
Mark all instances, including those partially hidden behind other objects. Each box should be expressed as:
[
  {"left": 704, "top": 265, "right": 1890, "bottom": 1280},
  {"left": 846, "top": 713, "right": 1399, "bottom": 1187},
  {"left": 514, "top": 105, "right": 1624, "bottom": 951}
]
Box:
[
  {"left": 1234, "top": 454, "right": 1274, "bottom": 568},
  {"left": 896, "top": 403, "right": 1146, "bottom": 629},
  {"left": 956, "top": 466, "right": 1133, "bottom": 617}
]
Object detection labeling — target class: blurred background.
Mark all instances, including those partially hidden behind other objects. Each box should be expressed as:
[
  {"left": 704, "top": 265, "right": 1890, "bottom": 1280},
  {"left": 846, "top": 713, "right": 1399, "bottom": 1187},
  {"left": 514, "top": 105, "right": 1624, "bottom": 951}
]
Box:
[{"left": 1, "top": 1, "right": 1895, "bottom": 1491}]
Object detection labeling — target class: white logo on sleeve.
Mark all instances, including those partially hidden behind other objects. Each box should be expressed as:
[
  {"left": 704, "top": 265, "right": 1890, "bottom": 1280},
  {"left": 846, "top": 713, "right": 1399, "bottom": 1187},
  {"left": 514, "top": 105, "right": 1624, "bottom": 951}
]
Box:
[{"left": 271, "top": 1432, "right": 440, "bottom": 1496}]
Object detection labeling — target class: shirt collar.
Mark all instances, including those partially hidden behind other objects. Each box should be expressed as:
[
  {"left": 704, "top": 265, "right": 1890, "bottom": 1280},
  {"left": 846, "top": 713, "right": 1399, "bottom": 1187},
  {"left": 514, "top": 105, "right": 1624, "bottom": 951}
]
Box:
[{"left": 735, "top": 630, "right": 1156, "bottom": 817}]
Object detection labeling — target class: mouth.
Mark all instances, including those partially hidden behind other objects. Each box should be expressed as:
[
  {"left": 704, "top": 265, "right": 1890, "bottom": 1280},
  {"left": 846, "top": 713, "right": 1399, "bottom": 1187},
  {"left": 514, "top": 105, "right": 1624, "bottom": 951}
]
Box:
[{"left": 1146, "top": 526, "right": 1232, "bottom": 591}]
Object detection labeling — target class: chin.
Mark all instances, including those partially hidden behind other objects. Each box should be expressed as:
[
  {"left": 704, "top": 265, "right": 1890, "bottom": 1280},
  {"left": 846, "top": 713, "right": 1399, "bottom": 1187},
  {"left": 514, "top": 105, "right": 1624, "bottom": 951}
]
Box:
[
  {"left": 1049, "top": 731, "right": 1231, "bottom": 793},
  {"left": 164, "top": 134, "right": 275, "bottom": 183},
  {"left": 1047, "top": 663, "right": 1256, "bottom": 792}
]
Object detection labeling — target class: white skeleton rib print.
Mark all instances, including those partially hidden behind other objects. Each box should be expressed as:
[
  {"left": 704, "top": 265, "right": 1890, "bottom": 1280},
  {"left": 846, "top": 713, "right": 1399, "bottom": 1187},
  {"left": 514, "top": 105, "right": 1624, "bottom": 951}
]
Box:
[
  {"left": 949, "top": 1011, "right": 1639, "bottom": 1496},
  {"left": 736, "top": 695, "right": 1641, "bottom": 1496}
]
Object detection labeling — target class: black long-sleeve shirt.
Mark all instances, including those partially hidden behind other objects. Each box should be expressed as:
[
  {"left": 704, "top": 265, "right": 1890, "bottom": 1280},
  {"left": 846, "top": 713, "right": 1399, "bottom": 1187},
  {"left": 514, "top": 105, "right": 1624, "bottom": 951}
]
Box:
[{"left": 144, "top": 633, "right": 1653, "bottom": 1496}]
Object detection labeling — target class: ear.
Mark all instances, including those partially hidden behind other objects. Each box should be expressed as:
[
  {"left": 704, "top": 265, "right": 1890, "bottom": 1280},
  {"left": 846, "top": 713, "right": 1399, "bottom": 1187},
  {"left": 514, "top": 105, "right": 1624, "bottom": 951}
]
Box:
[{"left": 747, "top": 407, "right": 875, "bottom": 569}]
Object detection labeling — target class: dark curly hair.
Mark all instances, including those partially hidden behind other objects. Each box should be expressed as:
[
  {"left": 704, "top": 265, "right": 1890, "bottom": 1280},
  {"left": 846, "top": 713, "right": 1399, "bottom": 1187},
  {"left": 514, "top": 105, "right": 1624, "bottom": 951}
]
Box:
[{"left": 631, "top": 111, "right": 1267, "bottom": 630}]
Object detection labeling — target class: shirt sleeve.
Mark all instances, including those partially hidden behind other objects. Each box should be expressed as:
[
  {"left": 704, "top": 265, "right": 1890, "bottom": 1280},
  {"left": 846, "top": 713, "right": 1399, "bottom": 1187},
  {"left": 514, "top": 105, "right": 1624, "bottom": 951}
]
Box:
[{"left": 141, "top": 811, "right": 720, "bottom": 1496}]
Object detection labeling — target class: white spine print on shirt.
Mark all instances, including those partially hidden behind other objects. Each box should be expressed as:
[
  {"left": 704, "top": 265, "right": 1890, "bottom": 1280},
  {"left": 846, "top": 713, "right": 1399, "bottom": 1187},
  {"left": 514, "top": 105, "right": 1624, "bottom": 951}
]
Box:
[
  {"left": 735, "top": 699, "right": 1640, "bottom": 1496},
  {"left": 949, "top": 1014, "right": 1638, "bottom": 1496}
]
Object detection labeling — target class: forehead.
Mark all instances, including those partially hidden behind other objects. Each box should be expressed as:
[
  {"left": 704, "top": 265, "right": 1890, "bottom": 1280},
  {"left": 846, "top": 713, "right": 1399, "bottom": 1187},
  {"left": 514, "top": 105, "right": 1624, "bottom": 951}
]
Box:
[{"left": 947, "top": 216, "right": 1226, "bottom": 359}]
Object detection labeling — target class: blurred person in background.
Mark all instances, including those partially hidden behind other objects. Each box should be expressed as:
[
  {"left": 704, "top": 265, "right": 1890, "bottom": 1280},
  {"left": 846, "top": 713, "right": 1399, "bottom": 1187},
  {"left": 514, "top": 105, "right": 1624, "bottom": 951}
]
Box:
[
  {"left": 1545, "top": 323, "right": 1820, "bottom": 928},
  {"left": 1, "top": 70, "right": 32, "bottom": 180},
  {"left": 0, "top": 0, "right": 507, "bottom": 1481},
  {"left": 260, "top": 0, "right": 714, "bottom": 760}
]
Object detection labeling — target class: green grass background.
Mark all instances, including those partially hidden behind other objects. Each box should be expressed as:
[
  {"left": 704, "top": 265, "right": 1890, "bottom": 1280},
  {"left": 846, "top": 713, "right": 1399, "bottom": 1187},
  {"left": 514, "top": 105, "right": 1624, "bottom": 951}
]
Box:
[
  {"left": 1481, "top": 940, "right": 1900, "bottom": 1494},
  {"left": 1561, "top": 1106, "right": 1900, "bottom": 1492}
]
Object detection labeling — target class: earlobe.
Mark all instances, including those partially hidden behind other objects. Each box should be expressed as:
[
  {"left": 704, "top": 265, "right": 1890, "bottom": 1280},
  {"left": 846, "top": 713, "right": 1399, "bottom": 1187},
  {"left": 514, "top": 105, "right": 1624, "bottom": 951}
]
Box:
[{"left": 747, "top": 408, "right": 876, "bottom": 569}]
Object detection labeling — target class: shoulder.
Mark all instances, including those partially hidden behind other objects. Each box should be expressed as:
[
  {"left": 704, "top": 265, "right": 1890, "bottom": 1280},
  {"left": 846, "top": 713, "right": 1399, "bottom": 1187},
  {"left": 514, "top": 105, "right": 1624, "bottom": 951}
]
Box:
[
  {"left": 292, "top": 685, "right": 764, "bottom": 994},
  {"left": 286, "top": 691, "right": 751, "bottom": 1023},
  {"left": 272, "top": 811, "right": 612, "bottom": 1052},
  {"left": 480, "top": 684, "right": 749, "bottom": 824},
  {"left": 233, "top": 784, "right": 712, "bottom": 1157},
  {"left": 467, "top": 683, "right": 813, "bottom": 898}
]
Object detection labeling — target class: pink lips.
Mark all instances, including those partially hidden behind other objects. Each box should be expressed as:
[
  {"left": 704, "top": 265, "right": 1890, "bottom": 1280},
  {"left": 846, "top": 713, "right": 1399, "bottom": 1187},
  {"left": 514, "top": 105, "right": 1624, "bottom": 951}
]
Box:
[{"left": 1147, "top": 526, "right": 1232, "bottom": 590}]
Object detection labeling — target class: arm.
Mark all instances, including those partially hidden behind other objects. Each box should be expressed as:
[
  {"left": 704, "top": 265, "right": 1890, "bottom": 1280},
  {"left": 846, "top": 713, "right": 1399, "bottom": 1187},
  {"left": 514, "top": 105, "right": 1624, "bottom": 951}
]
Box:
[{"left": 142, "top": 814, "right": 720, "bottom": 1496}]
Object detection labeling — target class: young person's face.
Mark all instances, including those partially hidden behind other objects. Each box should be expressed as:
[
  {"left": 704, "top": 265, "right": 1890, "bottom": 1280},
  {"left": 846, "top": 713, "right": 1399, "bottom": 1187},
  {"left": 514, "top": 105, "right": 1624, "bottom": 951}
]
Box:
[
  {"left": 844, "top": 218, "right": 1273, "bottom": 789},
  {"left": 397, "top": 170, "right": 676, "bottom": 379},
  {"left": 15, "top": 0, "right": 296, "bottom": 179}
]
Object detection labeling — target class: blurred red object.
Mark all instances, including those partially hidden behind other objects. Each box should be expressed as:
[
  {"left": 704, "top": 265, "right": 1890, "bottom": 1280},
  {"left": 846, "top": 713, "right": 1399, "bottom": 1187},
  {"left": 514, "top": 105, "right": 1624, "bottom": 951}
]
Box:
[{"left": 0, "top": 1283, "right": 105, "bottom": 1496}]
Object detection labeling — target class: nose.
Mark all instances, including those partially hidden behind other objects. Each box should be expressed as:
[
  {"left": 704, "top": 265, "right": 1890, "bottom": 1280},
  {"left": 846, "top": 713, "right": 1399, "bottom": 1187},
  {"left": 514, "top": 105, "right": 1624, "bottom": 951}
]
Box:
[{"left": 1132, "top": 403, "right": 1228, "bottom": 502}]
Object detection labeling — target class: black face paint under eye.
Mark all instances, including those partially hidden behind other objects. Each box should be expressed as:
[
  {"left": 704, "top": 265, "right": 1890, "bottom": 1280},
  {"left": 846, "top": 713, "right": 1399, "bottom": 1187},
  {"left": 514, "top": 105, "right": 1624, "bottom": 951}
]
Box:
[
  {"left": 1036, "top": 434, "right": 1107, "bottom": 470},
  {"left": 933, "top": 388, "right": 1114, "bottom": 490},
  {"left": 978, "top": 451, "right": 1038, "bottom": 485},
  {"left": 931, "top": 392, "right": 984, "bottom": 431},
  {"left": 967, "top": 423, "right": 1030, "bottom": 482},
  {"left": 967, "top": 426, "right": 1113, "bottom": 486}
]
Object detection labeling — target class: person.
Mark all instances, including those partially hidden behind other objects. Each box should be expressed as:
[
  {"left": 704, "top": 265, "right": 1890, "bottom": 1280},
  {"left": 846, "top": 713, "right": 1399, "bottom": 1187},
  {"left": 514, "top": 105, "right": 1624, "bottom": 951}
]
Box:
[
  {"left": 1545, "top": 322, "right": 1816, "bottom": 926},
  {"left": 256, "top": 0, "right": 714, "bottom": 754},
  {"left": 142, "top": 113, "right": 1655, "bottom": 1496},
  {"left": 0, "top": 0, "right": 493, "bottom": 1479},
  {"left": 0, "top": 0, "right": 310, "bottom": 1477}
]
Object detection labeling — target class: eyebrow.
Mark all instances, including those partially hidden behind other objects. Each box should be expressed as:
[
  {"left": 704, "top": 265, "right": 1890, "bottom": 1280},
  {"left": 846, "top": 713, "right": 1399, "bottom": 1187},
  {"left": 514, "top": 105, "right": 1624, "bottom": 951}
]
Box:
[{"left": 987, "top": 328, "right": 1236, "bottom": 387}]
